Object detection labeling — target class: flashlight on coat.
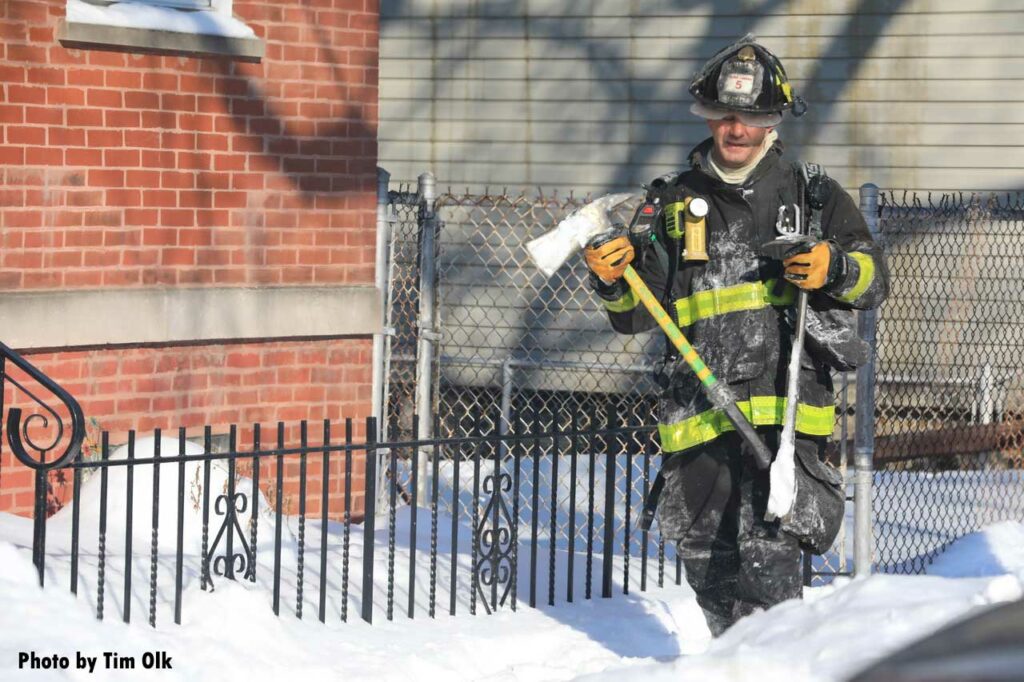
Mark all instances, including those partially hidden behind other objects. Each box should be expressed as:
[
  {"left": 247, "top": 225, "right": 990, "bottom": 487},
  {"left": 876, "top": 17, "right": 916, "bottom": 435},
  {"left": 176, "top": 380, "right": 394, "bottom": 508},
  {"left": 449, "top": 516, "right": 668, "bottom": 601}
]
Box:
[
  {"left": 665, "top": 195, "right": 709, "bottom": 262},
  {"left": 683, "top": 196, "right": 709, "bottom": 262}
]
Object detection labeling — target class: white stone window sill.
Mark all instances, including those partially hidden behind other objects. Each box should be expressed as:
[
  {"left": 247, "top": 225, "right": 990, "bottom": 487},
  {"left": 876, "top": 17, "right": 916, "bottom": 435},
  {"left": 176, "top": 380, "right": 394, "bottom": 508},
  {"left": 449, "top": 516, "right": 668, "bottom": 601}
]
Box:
[{"left": 59, "top": 0, "right": 263, "bottom": 61}]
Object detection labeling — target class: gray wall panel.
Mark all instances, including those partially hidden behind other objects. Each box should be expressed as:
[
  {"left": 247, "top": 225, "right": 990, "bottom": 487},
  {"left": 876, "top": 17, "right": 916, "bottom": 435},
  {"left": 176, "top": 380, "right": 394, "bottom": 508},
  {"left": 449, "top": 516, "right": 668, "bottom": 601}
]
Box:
[{"left": 380, "top": 1, "right": 1024, "bottom": 193}]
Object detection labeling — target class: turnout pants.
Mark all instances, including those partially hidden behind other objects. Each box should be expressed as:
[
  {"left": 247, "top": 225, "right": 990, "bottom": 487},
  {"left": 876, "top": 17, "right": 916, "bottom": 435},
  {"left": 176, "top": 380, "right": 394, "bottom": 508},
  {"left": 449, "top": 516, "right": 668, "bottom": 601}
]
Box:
[{"left": 656, "top": 430, "right": 824, "bottom": 636}]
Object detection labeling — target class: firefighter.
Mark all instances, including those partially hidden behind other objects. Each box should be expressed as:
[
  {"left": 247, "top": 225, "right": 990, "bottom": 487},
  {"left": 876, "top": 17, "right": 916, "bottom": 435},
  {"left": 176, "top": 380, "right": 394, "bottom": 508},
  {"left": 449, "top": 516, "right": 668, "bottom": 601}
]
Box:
[{"left": 583, "top": 36, "right": 889, "bottom": 636}]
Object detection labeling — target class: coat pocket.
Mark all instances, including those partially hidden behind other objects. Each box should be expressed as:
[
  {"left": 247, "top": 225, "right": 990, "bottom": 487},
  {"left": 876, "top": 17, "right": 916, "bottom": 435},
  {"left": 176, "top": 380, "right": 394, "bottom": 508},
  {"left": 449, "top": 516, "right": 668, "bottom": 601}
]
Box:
[
  {"left": 655, "top": 465, "right": 695, "bottom": 542},
  {"left": 780, "top": 443, "right": 845, "bottom": 555},
  {"left": 804, "top": 306, "right": 870, "bottom": 372}
]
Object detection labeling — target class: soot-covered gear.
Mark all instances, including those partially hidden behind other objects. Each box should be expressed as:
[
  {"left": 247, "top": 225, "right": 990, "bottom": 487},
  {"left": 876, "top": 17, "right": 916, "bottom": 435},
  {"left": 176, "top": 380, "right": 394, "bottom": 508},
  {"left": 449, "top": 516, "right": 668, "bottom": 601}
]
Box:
[
  {"left": 657, "top": 431, "right": 826, "bottom": 635},
  {"left": 689, "top": 34, "right": 807, "bottom": 118},
  {"left": 593, "top": 134, "right": 888, "bottom": 635},
  {"left": 598, "top": 137, "right": 889, "bottom": 456}
]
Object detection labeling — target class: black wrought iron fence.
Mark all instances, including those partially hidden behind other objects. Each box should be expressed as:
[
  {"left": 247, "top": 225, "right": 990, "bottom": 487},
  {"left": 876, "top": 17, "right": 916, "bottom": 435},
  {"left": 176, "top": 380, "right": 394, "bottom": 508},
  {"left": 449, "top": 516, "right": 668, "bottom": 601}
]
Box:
[
  {"left": 0, "top": 341, "right": 85, "bottom": 585},
  {"left": 4, "top": 342, "right": 708, "bottom": 628}
]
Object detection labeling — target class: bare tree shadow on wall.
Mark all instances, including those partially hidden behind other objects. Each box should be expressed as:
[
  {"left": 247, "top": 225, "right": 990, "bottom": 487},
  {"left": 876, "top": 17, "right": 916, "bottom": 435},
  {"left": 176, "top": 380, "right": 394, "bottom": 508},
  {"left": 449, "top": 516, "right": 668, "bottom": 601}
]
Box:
[
  {"left": 381, "top": 0, "right": 909, "bottom": 190},
  {"left": 206, "top": 0, "right": 378, "bottom": 203},
  {"left": 378, "top": 0, "right": 911, "bottom": 380}
]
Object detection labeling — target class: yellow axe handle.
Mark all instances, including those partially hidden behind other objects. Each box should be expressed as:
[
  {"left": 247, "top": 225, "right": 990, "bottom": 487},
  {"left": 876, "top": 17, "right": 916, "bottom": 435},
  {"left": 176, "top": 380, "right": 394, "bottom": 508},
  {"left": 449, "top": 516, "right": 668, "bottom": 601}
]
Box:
[{"left": 620, "top": 265, "right": 774, "bottom": 470}]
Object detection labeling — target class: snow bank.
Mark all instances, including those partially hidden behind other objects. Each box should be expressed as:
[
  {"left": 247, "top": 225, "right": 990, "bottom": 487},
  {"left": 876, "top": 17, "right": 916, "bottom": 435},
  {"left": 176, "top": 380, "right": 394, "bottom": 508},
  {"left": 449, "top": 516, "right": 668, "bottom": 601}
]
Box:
[
  {"left": 1, "top": 432, "right": 1022, "bottom": 681},
  {"left": 927, "top": 520, "right": 1024, "bottom": 579}
]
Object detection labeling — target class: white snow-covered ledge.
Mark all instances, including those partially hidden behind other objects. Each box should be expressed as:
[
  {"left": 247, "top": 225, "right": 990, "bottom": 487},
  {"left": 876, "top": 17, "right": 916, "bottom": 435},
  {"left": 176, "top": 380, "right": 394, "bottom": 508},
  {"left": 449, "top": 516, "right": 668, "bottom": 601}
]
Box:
[{"left": 58, "top": 0, "right": 263, "bottom": 61}]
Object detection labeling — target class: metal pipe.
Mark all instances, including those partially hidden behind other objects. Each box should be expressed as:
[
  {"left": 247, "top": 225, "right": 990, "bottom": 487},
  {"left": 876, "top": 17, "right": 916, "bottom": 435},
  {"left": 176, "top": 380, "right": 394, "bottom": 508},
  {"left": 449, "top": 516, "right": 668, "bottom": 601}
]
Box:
[
  {"left": 838, "top": 370, "right": 849, "bottom": 575},
  {"left": 499, "top": 357, "right": 514, "bottom": 459},
  {"left": 373, "top": 167, "right": 393, "bottom": 510},
  {"left": 402, "top": 357, "right": 1003, "bottom": 390},
  {"left": 854, "top": 183, "right": 880, "bottom": 579},
  {"left": 415, "top": 172, "right": 438, "bottom": 501},
  {"left": 372, "top": 167, "right": 391, "bottom": 440},
  {"left": 392, "top": 353, "right": 656, "bottom": 375},
  {"left": 870, "top": 372, "right": 1006, "bottom": 388}
]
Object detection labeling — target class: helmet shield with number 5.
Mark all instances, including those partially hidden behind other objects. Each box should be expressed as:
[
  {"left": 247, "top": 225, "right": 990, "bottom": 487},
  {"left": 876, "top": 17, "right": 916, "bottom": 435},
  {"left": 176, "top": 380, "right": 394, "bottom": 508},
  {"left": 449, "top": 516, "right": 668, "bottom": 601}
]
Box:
[{"left": 689, "top": 34, "right": 807, "bottom": 118}]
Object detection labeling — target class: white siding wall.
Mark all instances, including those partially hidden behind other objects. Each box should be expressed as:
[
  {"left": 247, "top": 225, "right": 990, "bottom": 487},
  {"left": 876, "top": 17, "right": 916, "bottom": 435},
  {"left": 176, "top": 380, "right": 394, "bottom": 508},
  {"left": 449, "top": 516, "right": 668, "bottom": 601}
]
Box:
[{"left": 380, "top": 0, "right": 1024, "bottom": 194}]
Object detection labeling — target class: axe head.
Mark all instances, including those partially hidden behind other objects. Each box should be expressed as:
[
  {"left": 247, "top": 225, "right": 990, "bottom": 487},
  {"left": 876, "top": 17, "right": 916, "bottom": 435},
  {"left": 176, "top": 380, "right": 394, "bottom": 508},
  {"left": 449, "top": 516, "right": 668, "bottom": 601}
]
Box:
[{"left": 526, "top": 193, "right": 636, "bottom": 277}]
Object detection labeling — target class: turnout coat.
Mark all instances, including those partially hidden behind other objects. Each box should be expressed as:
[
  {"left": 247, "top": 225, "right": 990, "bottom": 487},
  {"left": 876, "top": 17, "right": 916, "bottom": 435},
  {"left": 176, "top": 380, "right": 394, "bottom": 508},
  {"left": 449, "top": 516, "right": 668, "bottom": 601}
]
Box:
[{"left": 596, "top": 138, "right": 889, "bottom": 456}]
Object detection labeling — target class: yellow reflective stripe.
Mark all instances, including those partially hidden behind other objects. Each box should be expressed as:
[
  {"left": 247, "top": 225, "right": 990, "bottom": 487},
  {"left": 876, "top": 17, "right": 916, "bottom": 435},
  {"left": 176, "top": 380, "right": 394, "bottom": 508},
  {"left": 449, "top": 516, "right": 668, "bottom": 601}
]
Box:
[
  {"left": 837, "top": 252, "right": 875, "bottom": 303},
  {"left": 763, "top": 278, "right": 797, "bottom": 306},
  {"left": 747, "top": 396, "right": 834, "bottom": 434},
  {"left": 659, "top": 409, "right": 732, "bottom": 453},
  {"left": 602, "top": 288, "right": 640, "bottom": 313},
  {"left": 674, "top": 282, "right": 765, "bottom": 327},
  {"left": 658, "top": 397, "right": 835, "bottom": 453},
  {"left": 775, "top": 64, "right": 794, "bottom": 103},
  {"left": 673, "top": 279, "right": 795, "bottom": 327}
]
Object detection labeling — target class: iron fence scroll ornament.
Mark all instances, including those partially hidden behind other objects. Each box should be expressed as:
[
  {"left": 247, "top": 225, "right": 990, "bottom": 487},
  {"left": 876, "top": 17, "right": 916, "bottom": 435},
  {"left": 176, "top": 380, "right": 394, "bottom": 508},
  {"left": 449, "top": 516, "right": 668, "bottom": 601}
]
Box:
[
  {"left": 205, "top": 490, "right": 252, "bottom": 587},
  {"left": 2, "top": 342, "right": 85, "bottom": 472},
  {"left": 475, "top": 461, "right": 516, "bottom": 613},
  {"left": 1, "top": 343, "right": 86, "bottom": 587}
]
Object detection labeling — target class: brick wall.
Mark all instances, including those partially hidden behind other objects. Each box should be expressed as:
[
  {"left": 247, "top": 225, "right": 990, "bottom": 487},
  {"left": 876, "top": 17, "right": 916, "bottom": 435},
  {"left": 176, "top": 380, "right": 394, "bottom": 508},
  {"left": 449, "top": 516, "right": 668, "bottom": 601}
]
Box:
[
  {"left": 1, "top": 0, "right": 378, "bottom": 288},
  {"left": 0, "top": 1, "right": 381, "bottom": 517}
]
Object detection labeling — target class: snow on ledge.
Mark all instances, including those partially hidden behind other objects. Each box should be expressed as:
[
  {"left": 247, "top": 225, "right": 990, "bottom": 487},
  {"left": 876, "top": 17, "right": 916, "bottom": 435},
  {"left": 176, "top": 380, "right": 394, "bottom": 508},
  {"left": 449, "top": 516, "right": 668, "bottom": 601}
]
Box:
[{"left": 66, "top": 0, "right": 256, "bottom": 39}]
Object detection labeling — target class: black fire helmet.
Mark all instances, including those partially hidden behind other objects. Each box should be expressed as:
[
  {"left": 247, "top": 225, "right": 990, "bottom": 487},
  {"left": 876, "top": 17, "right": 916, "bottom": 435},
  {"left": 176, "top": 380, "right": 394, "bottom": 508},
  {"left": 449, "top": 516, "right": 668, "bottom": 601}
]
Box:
[{"left": 689, "top": 34, "right": 808, "bottom": 118}]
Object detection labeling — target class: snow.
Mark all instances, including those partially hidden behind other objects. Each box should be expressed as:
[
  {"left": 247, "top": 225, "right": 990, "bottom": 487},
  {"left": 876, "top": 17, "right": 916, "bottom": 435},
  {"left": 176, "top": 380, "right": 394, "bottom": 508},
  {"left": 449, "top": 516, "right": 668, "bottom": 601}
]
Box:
[
  {"left": 1, "top": 435, "right": 1023, "bottom": 681},
  {"left": 926, "top": 520, "right": 1024, "bottom": 578},
  {"left": 66, "top": 0, "right": 256, "bottom": 39}
]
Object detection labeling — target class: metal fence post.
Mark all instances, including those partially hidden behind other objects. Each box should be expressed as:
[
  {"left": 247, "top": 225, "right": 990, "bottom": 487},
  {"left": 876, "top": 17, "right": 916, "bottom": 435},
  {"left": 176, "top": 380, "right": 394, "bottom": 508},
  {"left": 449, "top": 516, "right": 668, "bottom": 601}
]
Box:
[
  {"left": 416, "top": 172, "right": 438, "bottom": 501},
  {"left": 602, "top": 399, "right": 618, "bottom": 598},
  {"left": 361, "top": 416, "right": 378, "bottom": 624},
  {"left": 372, "top": 168, "right": 391, "bottom": 441},
  {"left": 855, "top": 183, "right": 880, "bottom": 579},
  {"left": 1, "top": 343, "right": 86, "bottom": 588},
  {"left": 33, "top": 468, "right": 47, "bottom": 587}
]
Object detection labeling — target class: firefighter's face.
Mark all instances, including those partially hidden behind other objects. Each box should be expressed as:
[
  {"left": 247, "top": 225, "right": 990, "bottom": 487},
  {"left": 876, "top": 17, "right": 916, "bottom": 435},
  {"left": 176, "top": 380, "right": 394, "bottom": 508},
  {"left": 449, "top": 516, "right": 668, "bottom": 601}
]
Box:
[{"left": 707, "top": 115, "right": 772, "bottom": 168}]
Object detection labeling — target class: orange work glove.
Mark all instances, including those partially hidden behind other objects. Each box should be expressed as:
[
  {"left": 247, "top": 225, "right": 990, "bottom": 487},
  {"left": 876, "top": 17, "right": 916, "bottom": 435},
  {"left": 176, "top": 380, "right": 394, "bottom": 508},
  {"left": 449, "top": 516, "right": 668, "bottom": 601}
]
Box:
[
  {"left": 783, "top": 240, "right": 841, "bottom": 290},
  {"left": 584, "top": 235, "right": 634, "bottom": 283}
]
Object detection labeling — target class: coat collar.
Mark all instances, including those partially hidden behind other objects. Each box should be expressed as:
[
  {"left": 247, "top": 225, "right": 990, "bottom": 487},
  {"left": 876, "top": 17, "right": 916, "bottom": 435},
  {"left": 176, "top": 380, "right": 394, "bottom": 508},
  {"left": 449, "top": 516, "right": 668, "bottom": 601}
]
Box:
[{"left": 686, "top": 136, "right": 786, "bottom": 187}]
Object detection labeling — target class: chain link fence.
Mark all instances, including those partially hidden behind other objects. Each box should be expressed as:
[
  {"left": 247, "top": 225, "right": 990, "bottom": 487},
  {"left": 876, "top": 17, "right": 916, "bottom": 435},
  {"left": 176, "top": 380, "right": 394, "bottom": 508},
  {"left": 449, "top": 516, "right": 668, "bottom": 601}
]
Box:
[
  {"left": 379, "top": 171, "right": 1024, "bottom": 585},
  {"left": 380, "top": 183, "right": 422, "bottom": 443},
  {"left": 379, "top": 173, "right": 862, "bottom": 585},
  {"left": 382, "top": 185, "right": 670, "bottom": 571},
  {"left": 432, "top": 191, "right": 672, "bottom": 569},
  {"left": 872, "top": 192, "right": 1024, "bottom": 573}
]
